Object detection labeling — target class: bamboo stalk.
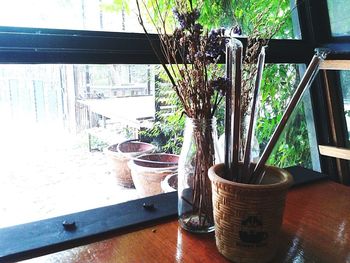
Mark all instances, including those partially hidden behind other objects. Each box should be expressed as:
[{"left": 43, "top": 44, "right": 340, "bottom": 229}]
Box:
[
  {"left": 243, "top": 46, "right": 266, "bottom": 183},
  {"left": 252, "top": 52, "right": 327, "bottom": 183}
]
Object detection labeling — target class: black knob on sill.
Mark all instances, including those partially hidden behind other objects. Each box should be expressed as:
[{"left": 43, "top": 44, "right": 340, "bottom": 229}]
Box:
[{"left": 62, "top": 220, "right": 77, "bottom": 231}]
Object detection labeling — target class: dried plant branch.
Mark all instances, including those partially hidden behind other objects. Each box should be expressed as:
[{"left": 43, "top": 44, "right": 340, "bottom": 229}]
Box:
[{"left": 136, "top": 0, "right": 190, "bottom": 109}]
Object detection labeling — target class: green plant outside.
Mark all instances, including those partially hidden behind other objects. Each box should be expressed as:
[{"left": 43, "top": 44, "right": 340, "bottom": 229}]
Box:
[{"left": 258, "top": 64, "right": 312, "bottom": 168}]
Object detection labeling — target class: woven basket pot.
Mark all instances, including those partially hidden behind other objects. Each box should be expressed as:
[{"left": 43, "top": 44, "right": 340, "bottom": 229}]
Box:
[{"left": 208, "top": 163, "right": 293, "bottom": 263}]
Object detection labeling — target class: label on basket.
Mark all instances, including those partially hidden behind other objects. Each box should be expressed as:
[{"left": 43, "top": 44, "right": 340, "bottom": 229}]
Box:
[{"left": 237, "top": 213, "right": 268, "bottom": 248}]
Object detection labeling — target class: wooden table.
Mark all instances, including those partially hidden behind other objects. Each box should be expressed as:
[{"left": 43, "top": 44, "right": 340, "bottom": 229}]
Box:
[
  {"left": 78, "top": 96, "right": 155, "bottom": 150},
  {"left": 28, "top": 180, "right": 350, "bottom": 262}
]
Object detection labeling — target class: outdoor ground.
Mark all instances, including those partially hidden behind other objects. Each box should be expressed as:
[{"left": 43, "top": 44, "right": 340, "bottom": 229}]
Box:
[{"left": 0, "top": 122, "right": 139, "bottom": 229}]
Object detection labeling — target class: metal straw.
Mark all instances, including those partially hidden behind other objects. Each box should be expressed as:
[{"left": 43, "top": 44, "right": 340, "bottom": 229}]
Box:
[
  {"left": 242, "top": 46, "right": 266, "bottom": 183},
  {"left": 231, "top": 38, "right": 243, "bottom": 182},
  {"left": 252, "top": 50, "right": 328, "bottom": 183},
  {"left": 224, "top": 42, "right": 234, "bottom": 180}
]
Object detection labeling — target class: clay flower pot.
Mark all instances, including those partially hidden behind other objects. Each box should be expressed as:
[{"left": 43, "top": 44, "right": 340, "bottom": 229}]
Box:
[
  {"left": 208, "top": 163, "right": 293, "bottom": 263},
  {"left": 106, "top": 140, "right": 155, "bottom": 188},
  {"left": 128, "top": 153, "right": 179, "bottom": 197},
  {"left": 161, "top": 173, "right": 178, "bottom": 193}
]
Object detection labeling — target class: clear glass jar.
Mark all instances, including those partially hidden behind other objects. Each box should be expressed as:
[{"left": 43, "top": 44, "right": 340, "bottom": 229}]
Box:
[{"left": 178, "top": 117, "right": 220, "bottom": 233}]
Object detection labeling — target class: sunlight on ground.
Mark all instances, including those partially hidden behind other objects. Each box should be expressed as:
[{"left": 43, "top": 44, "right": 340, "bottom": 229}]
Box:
[{"left": 0, "top": 121, "right": 138, "bottom": 228}]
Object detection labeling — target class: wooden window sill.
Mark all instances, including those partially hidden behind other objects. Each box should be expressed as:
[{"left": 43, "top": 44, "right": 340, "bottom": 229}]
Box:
[{"left": 18, "top": 179, "right": 350, "bottom": 263}]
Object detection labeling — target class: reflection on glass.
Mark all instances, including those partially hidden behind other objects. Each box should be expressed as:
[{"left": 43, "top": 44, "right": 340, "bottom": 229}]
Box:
[
  {"left": 340, "top": 71, "right": 350, "bottom": 141},
  {"left": 327, "top": 0, "right": 350, "bottom": 36}
]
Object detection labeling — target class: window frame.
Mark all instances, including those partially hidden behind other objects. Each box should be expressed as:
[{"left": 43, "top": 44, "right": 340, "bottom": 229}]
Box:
[
  {"left": 0, "top": 26, "right": 312, "bottom": 64},
  {"left": 0, "top": 0, "right": 342, "bottom": 260},
  {"left": 297, "top": 0, "right": 350, "bottom": 181}
]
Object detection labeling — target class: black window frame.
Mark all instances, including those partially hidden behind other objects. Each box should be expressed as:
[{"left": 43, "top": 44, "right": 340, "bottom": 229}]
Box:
[
  {"left": 1, "top": 0, "right": 347, "bottom": 261},
  {"left": 299, "top": 0, "right": 350, "bottom": 182}
]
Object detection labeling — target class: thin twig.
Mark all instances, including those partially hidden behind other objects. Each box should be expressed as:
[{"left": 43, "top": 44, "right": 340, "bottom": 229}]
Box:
[{"left": 135, "top": 1, "right": 175, "bottom": 87}]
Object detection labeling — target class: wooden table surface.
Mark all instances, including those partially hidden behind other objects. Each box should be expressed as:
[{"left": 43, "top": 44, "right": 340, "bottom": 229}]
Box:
[{"left": 28, "top": 180, "right": 350, "bottom": 263}]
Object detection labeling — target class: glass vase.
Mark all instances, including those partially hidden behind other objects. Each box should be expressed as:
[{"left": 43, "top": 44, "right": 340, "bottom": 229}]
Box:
[{"left": 178, "top": 117, "right": 220, "bottom": 233}]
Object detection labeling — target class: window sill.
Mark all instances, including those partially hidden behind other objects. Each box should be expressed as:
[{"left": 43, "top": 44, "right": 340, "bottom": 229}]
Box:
[
  {"left": 0, "top": 192, "right": 177, "bottom": 262},
  {"left": 0, "top": 166, "right": 327, "bottom": 262},
  {"left": 10, "top": 179, "right": 347, "bottom": 263}
]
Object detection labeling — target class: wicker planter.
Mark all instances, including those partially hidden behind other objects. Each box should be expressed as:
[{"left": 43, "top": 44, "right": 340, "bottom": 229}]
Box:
[
  {"left": 106, "top": 141, "right": 155, "bottom": 188},
  {"left": 128, "top": 153, "right": 179, "bottom": 197},
  {"left": 208, "top": 163, "right": 293, "bottom": 263}
]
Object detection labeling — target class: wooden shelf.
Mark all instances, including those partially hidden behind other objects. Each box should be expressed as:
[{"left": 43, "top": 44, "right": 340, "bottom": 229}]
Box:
[
  {"left": 320, "top": 60, "right": 350, "bottom": 70},
  {"left": 319, "top": 145, "right": 350, "bottom": 160}
]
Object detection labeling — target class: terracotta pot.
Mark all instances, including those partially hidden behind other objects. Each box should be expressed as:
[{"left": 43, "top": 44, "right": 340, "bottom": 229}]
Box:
[
  {"left": 106, "top": 141, "right": 155, "bottom": 188},
  {"left": 208, "top": 163, "right": 293, "bottom": 263},
  {"left": 161, "top": 173, "right": 178, "bottom": 193},
  {"left": 128, "top": 153, "right": 179, "bottom": 197}
]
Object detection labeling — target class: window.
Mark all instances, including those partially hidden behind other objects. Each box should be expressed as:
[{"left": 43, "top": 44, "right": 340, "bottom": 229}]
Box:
[
  {"left": 0, "top": 0, "right": 328, "bottom": 262},
  {"left": 327, "top": 0, "right": 350, "bottom": 37},
  {"left": 0, "top": 64, "right": 158, "bottom": 228},
  {"left": 0, "top": 0, "right": 149, "bottom": 33},
  {"left": 259, "top": 64, "right": 320, "bottom": 171}
]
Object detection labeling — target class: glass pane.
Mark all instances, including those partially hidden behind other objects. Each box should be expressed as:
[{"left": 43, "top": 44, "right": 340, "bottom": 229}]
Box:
[
  {"left": 340, "top": 70, "right": 350, "bottom": 141},
  {"left": 257, "top": 64, "right": 318, "bottom": 170},
  {"left": 0, "top": 0, "right": 299, "bottom": 39},
  {"left": 327, "top": 0, "right": 350, "bottom": 36},
  {"left": 0, "top": 0, "right": 145, "bottom": 32},
  {"left": 0, "top": 64, "right": 169, "bottom": 228},
  {"left": 230, "top": 0, "right": 300, "bottom": 39}
]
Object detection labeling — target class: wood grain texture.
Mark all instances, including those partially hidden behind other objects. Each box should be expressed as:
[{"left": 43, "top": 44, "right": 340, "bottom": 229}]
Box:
[
  {"left": 320, "top": 60, "right": 350, "bottom": 70},
  {"left": 27, "top": 181, "right": 350, "bottom": 263},
  {"left": 319, "top": 145, "right": 350, "bottom": 160}
]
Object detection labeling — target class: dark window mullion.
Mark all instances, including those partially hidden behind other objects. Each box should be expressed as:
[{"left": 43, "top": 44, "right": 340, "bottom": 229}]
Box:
[
  {"left": 297, "top": 0, "right": 332, "bottom": 44},
  {"left": 0, "top": 27, "right": 312, "bottom": 64},
  {"left": 309, "top": 0, "right": 332, "bottom": 43}
]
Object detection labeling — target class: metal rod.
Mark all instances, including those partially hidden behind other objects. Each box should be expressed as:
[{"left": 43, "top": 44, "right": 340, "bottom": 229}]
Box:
[
  {"left": 243, "top": 46, "right": 266, "bottom": 183},
  {"left": 232, "top": 38, "right": 243, "bottom": 182},
  {"left": 224, "top": 42, "right": 233, "bottom": 180},
  {"left": 252, "top": 51, "right": 328, "bottom": 182}
]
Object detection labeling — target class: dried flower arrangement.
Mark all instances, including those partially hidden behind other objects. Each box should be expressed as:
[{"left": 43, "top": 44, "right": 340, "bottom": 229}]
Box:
[
  {"left": 135, "top": 0, "right": 301, "bottom": 231},
  {"left": 136, "top": 0, "right": 231, "bottom": 231},
  {"left": 137, "top": 2, "right": 229, "bottom": 120}
]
